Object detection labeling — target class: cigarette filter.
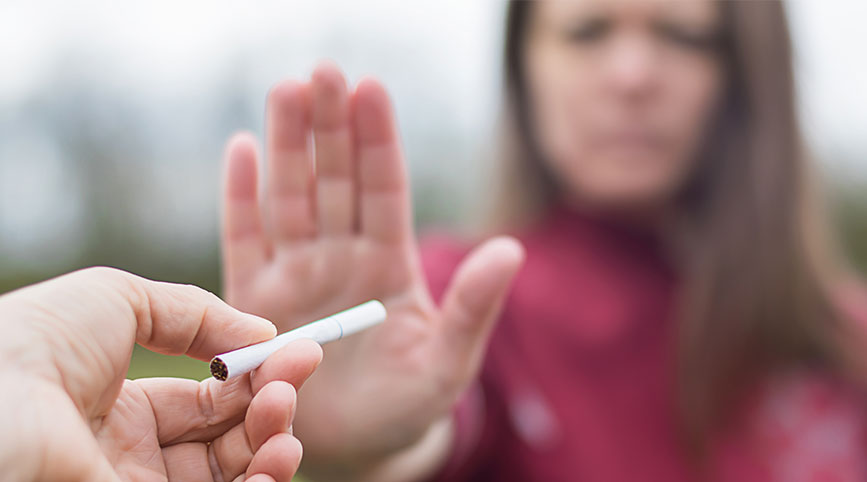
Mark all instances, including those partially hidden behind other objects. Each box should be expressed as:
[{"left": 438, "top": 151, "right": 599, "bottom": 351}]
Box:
[{"left": 210, "top": 300, "right": 386, "bottom": 381}]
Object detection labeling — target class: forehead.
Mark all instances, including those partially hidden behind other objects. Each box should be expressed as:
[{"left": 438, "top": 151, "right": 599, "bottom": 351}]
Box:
[{"left": 533, "top": 0, "right": 720, "bottom": 27}]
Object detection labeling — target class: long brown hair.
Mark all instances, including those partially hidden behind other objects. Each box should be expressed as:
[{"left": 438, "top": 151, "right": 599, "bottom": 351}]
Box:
[{"left": 493, "top": 1, "right": 864, "bottom": 453}]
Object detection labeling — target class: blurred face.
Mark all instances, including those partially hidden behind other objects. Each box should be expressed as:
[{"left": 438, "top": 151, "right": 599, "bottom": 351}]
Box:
[{"left": 524, "top": 0, "right": 723, "bottom": 211}]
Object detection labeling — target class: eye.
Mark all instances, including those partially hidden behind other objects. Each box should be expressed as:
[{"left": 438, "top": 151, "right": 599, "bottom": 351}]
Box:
[
  {"left": 562, "top": 18, "right": 610, "bottom": 44},
  {"left": 655, "top": 23, "right": 721, "bottom": 52}
]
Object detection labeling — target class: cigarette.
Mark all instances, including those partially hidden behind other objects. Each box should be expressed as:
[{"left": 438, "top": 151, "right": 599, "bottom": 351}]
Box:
[{"left": 210, "top": 300, "right": 386, "bottom": 381}]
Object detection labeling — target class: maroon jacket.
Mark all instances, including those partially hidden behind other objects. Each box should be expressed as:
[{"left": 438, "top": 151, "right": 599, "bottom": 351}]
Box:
[{"left": 422, "top": 205, "right": 867, "bottom": 481}]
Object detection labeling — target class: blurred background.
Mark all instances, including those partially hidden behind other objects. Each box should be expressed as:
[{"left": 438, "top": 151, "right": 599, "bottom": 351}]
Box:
[{"left": 1, "top": 0, "right": 866, "bottom": 380}]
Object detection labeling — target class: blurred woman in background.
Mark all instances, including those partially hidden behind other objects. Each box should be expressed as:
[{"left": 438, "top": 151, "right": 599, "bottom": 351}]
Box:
[{"left": 219, "top": 1, "right": 867, "bottom": 480}]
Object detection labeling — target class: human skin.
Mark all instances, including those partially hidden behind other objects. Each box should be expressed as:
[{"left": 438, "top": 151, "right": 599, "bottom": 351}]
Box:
[
  {"left": 220, "top": 65, "right": 525, "bottom": 481},
  {"left": 218, "top": 2, "right": 722, "bottom": 481},
  {"left": 525, "top": 0, "right": 723, "bottom": 211},
  {"left": 0, "top": 267, "right": 323, "bottom": 481}
]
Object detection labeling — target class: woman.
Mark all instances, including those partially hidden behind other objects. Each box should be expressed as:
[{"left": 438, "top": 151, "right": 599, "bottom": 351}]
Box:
[{"left": 219, "top": 1, "right": 867, "bottom": 480}]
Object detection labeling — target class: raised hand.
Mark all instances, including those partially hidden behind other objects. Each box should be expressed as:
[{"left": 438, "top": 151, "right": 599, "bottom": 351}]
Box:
[{"left": 221, "top": 62, "right": 524, "bottom": 480}]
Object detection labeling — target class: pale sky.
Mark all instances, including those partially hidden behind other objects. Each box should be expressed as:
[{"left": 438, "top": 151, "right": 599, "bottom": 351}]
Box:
[
  {"left": 0, "top": 0, "right": 864, "bottom": 167},
  {"left": 0, "top": 1, "right": 865, "bottom": 269}
]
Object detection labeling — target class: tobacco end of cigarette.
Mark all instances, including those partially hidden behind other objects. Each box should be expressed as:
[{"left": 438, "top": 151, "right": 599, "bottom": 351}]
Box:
[{"left": 210, "top": 357, "right": 228, "bottom": 381}]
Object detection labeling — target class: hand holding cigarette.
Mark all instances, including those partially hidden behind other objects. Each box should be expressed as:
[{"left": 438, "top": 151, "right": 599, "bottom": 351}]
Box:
[
  {"left": 0, "top": 267, "right": 321, "bottom": 481},
  {"left": 211, "top": 300, "right": 386, "bottom": 381}
]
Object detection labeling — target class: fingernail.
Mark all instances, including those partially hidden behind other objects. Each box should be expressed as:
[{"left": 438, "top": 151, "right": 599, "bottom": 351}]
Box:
[{"left": 247, "top": 314, "right": 277, "bottom": 337}]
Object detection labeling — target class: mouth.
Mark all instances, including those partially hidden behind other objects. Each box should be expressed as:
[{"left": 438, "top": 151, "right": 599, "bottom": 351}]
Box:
[{"left": 592, "top": 129, "right": 667, "bottom": 157}]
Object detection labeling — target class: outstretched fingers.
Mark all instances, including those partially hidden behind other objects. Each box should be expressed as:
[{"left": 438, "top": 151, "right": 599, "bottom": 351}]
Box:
[
  {"left": 225, "top": 69, "right": 412, "bottom": 254},
  {"left": 266, "top": 80, "right": 315, "bottom": 243},
  {"left": 353, "top": 77, "right": 413, "bottom": 244},
  {"left": 222, "top": 132, "right": 268, "bottom": 283},
  {"left": 312, "top": 61, "right": 356, "bottom": 236}
]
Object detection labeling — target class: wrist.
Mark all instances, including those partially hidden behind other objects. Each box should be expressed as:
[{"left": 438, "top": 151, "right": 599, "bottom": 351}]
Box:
[{"left": 299, "top": 415, "right": 454, "bottom": 482}]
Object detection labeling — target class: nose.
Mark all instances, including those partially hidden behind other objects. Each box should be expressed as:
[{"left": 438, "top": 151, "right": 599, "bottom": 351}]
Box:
[{"left": 603, "top": 33, "right": 659, "bottom": 99}]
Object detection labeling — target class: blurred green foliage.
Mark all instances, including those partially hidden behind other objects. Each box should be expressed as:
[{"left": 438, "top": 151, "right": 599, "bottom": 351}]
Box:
[{"left": 834, "top": 182, "right": 867, "bottom": 273}]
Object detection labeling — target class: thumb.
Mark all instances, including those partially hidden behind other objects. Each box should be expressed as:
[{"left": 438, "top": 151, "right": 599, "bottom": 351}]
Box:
[
  {"left": 21, "top": 383, "right": 121, "bottom": 482},
  {"left": 436, "top": 236, "right": 525, "bottom": 390}
]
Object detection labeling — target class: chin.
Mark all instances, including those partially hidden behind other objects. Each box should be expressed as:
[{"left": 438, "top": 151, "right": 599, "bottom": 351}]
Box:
[
  {"left": 571, "top": 177, "right": 678, "bottom": 212},
  {"left": 553, "top": 154, "right": 687, "bottom": 212}
]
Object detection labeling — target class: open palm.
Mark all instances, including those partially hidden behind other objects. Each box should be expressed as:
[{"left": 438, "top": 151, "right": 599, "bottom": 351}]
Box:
[{"left": 220, "top": 62, "right": 524, "bottom": 475}]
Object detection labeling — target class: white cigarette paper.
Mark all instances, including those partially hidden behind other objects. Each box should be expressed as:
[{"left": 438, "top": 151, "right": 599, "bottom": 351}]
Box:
[{"left": 210, "top": 300, "right": 386, "bottom": 381}]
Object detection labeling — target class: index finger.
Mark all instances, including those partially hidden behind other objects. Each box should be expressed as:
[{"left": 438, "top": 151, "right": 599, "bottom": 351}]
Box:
[{"left": 125, "top": 271, "right": 278, "bottom": 360}]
